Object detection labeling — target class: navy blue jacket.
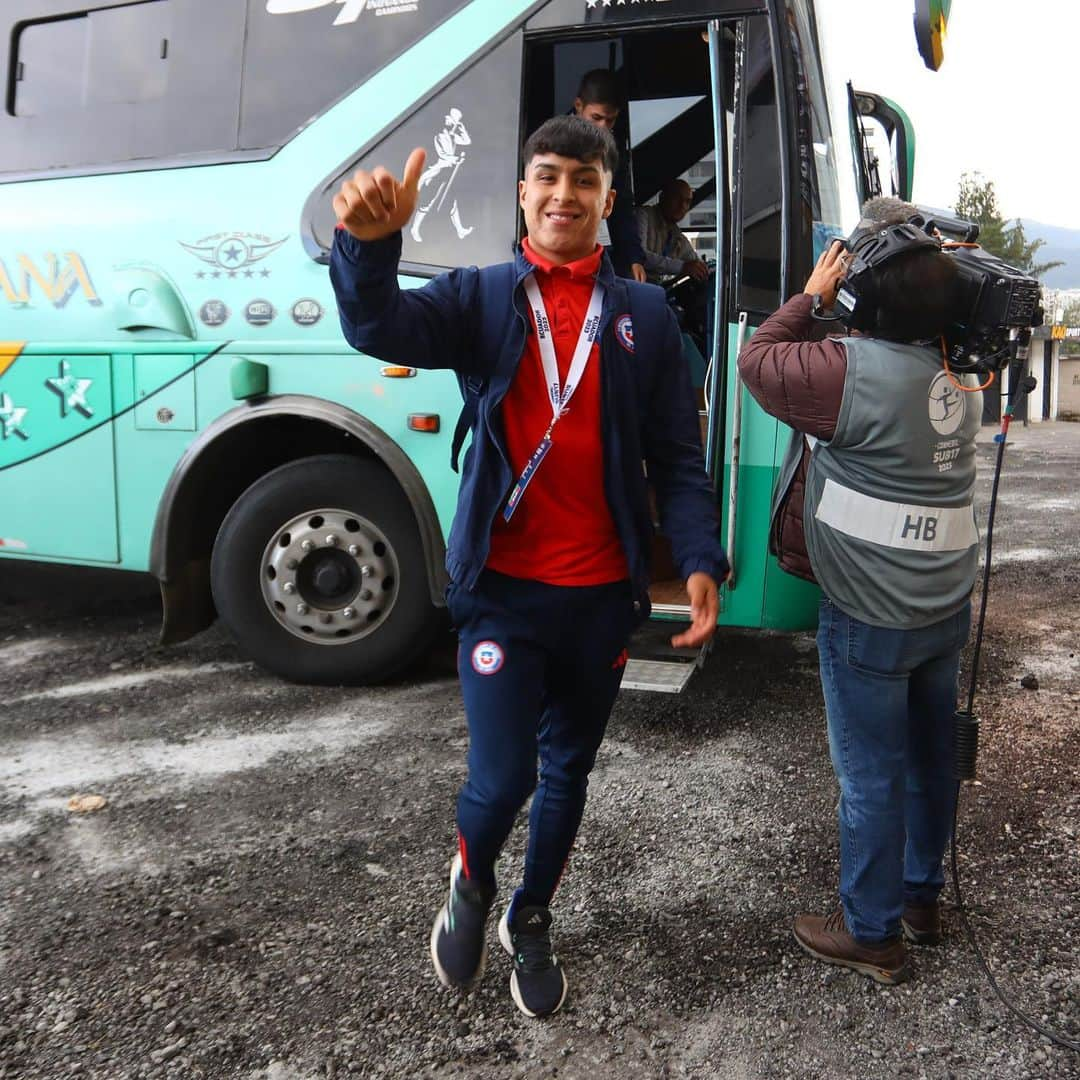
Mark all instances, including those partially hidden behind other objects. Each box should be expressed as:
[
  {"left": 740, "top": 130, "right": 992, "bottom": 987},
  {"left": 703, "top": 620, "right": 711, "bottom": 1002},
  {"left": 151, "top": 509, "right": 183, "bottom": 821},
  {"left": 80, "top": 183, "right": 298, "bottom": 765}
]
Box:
[{"left": 329, "top": 229, "right": 728, "bottom": 614}]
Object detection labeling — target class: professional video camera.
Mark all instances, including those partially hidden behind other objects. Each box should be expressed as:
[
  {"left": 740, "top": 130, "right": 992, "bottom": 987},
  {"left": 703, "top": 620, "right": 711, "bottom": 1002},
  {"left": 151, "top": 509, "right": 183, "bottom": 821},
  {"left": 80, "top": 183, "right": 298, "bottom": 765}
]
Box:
[{"left": 831, "top": 210, "right": 1043, "bottom": 375}]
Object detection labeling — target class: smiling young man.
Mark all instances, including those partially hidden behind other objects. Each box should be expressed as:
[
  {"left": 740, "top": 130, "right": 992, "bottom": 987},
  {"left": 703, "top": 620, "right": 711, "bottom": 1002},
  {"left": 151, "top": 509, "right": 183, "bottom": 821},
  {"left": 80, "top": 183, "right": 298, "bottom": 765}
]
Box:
[{"left": 329, "top": 115, "right": 727, "bottom": 1018}]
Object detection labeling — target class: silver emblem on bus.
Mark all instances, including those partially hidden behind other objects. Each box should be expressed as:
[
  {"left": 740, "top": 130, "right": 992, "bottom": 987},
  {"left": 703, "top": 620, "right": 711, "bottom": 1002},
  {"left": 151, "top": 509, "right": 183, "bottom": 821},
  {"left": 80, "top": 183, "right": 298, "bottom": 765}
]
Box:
[{"left": 179, "top": 233, "right": 288, "bottom": 279}]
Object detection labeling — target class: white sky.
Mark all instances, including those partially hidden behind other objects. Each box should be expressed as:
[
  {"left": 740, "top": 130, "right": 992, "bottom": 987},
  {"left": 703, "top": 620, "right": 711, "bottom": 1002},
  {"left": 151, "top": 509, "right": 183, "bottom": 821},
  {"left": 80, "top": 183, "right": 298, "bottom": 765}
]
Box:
[{"left": 816, "top": 0, "right": 1080, "bottom": 229}]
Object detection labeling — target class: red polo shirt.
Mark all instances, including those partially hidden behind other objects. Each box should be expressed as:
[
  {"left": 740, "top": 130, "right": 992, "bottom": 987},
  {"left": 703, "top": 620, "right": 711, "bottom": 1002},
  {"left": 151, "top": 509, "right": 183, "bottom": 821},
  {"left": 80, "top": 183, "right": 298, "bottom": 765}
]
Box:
[{"left": 485, "top": 239, "right": 629, "bottom": 585}]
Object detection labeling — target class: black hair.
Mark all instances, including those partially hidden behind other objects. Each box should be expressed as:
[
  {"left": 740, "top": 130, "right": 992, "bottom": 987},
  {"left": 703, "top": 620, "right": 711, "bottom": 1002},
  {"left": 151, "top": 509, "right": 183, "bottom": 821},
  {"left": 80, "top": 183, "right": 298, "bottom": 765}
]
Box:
[
  {"left": 575, "top": 68, "right": 622, "bottom": 108},
  {"left": 872, "top": 249, "right": 958, "bottom": 342},
  {"left": 521, "top": 115, "right": 619, "bottom": 178}
]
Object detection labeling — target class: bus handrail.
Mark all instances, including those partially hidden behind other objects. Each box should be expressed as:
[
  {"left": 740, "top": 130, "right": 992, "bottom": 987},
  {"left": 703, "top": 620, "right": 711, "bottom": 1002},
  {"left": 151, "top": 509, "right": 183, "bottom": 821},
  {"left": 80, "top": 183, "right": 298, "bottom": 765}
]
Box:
[
  {"left": 703, "top": 18, "right": 728, "bottom": 479},
  {"left": 726, "top": 311, "right": 750, "bottom": 590}
]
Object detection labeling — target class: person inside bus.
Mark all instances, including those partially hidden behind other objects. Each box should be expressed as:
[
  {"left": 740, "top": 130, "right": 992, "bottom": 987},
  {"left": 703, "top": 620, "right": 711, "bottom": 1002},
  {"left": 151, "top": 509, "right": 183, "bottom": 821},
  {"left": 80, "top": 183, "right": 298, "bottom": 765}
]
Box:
[
  {"left": 635, "top": 178, "right": 709, "bottom": 287},
  {"left": 329, "top": 115, "right": 727, "bottom": 1019},
  {"left": 571, "top": 68, "right": 647, "bottom": 283},
  {"left": 636, "top": 179, "right": 711, "bottom": 389},
  {"left": 737, "top": 197, "right": 975, "bottom": 986}
]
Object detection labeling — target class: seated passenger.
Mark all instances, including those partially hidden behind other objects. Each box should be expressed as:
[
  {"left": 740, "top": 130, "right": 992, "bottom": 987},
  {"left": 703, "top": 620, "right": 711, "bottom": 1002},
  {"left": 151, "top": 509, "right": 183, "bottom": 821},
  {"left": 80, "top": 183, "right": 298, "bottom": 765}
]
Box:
[{"left": 636, "top": 180, "right": 709, "bottom": 286}]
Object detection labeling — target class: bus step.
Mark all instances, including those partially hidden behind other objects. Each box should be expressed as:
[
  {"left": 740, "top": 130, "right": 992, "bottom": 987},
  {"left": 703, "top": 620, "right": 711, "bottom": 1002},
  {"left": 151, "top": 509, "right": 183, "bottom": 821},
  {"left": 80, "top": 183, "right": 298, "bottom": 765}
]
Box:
[{"left": 621, "top": 657, "right": 699, "bottom": 694}]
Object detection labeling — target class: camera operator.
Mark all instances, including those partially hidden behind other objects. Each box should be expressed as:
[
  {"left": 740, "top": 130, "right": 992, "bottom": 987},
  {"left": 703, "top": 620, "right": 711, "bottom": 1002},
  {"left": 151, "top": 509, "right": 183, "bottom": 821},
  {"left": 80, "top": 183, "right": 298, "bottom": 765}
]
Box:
[{"left": 737, "top": 198, "right": 982, "bottom": 985}]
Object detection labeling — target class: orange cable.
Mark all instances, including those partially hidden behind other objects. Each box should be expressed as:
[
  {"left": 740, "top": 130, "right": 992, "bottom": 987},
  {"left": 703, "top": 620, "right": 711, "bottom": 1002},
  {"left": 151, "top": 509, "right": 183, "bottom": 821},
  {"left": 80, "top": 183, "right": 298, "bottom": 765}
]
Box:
[{"left": 941, "top": 338, "right": 995, "bottom": 391}]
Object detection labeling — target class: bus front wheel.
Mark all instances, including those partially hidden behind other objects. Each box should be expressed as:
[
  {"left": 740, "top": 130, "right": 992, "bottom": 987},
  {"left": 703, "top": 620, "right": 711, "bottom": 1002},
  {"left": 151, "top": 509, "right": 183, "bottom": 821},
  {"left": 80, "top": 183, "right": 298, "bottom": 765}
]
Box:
[{"left": 210, "top": 454, "right": 439, "bottom": 684}]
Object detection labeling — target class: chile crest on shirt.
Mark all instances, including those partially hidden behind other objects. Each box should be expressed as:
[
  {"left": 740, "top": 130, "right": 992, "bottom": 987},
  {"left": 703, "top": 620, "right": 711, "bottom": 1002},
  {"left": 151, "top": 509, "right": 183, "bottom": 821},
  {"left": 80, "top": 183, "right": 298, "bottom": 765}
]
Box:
[{"left": 614, "top": 314, "right": 634, "bottom": 354}]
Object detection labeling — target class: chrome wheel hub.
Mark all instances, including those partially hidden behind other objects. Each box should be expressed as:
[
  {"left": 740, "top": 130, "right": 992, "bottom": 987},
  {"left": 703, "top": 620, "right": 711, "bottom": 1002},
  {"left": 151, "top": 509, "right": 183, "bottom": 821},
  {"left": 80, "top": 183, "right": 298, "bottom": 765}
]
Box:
[{"left": 260, "top": 508, "right": 399, "bottom": 645}]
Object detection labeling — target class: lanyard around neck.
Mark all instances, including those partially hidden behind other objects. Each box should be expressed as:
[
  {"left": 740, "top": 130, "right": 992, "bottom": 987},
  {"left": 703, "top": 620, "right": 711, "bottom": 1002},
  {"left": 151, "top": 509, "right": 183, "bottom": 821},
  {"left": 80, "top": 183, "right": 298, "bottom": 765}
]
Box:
[
  {"left": 500, "top": 271, "right": 605, "bottom": 524},
  {"left": 522, "top": 272, "right": 605, "bottom": 428}
]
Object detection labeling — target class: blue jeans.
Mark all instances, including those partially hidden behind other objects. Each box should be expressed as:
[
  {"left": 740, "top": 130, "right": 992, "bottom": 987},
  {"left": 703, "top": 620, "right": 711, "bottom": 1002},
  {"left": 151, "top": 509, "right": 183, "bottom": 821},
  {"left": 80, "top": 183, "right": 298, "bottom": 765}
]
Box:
[{"left": 816, "top": 597, "right": 971, "bottom": 943}]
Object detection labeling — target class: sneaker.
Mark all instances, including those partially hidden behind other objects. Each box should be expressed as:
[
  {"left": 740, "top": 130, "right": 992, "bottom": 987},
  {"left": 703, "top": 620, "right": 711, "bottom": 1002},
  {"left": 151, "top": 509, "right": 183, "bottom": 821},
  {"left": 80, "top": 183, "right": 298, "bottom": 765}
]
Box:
[
  {"left": 793, "top": 909, "right": 911, "bottom": 986},
  {"left": 498, "top": 899, "right": 568, "bottom": 1018},
  {"left": 901, "top": 901, "right": 942, "bottom": 946},
  {"left": 429, "top": 854, "right": 494, "bottom": 990}
]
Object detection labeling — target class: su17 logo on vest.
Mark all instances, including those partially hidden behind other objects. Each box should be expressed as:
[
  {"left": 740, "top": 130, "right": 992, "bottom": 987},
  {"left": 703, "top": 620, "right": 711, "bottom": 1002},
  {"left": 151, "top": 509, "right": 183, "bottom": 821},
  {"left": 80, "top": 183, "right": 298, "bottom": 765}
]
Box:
[{"left": 927, "top": 370, "right": 967, "bottom": 473}]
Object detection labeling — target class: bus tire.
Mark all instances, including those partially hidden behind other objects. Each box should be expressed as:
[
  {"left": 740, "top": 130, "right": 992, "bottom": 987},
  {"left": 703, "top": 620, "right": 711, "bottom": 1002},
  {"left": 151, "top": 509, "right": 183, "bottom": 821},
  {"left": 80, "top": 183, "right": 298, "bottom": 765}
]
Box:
[{"left": 210, "top": 454, "right": 440, "bottom": 685}]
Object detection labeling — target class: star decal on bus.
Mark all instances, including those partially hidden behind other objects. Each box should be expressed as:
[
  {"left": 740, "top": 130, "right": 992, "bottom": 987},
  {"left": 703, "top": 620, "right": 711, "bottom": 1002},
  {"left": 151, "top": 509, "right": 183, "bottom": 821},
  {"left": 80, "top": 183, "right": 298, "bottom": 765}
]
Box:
[
  {"left": 45, "top": 360, "right": 93, "bottom": 419},
  {"left": 179, "top": 232, "right": 288, "bottom": 278},
  {"left": 0, "top": 393, "right": 29, "bottom": 440}
]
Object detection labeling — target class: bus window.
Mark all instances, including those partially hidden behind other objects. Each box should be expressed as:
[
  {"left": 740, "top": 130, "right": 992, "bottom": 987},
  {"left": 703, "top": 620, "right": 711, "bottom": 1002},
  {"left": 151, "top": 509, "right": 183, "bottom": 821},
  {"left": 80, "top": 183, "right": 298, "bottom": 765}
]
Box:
[
  {"left": 240, "top": 0, "right": 470, "bottom": 151},
  {"left": 12, "top": 14, "right": 90, "bottom": 117},
  {"left": 13, "top": 2, "right": 170, "bottom": 118},
  {"left": 1, "top": 0, "right": 473, "bottom": 178},
  {"left": 307, "top": 32, "right": 523, "bottom": 273},
  {"left": 735, "top": 16, "right": 782, "bottom": 314},
  {"left": 1, "top": 1, "right": 244, "bottom": 175}
]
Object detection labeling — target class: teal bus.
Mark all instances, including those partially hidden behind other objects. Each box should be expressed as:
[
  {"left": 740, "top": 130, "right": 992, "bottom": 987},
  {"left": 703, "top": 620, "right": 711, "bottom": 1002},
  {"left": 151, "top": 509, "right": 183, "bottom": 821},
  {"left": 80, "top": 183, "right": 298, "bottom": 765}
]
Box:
[{"left": 0, "top": 0, "right": 930, "bottom": 684}]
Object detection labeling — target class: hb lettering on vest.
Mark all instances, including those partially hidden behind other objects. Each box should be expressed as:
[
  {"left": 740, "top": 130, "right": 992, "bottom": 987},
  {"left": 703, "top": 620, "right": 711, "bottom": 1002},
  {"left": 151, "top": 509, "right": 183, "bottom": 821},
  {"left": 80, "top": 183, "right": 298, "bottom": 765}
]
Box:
[{"left": 901, "top": 514, "right": 938, "bottom": 543}]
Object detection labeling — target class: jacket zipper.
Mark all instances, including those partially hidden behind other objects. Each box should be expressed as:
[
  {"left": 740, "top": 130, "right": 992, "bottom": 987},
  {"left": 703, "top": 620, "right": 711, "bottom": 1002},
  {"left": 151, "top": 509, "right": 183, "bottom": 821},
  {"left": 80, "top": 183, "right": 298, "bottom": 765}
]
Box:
[{"left": 467, "top": 285, "right": 529, "bottom": 587}]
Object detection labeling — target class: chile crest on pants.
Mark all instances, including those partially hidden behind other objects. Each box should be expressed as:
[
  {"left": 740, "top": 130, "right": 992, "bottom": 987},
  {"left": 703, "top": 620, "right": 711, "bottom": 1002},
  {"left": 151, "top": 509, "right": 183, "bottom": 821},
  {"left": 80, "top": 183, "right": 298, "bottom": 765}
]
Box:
[{"left": 471, "top": 640, "right": 505, "bottom": 675}]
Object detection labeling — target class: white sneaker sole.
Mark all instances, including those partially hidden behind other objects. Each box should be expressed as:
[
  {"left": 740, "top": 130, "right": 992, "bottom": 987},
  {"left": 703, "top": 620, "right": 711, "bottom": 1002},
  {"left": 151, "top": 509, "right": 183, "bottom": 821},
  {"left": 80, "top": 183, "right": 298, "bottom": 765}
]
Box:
[
  {"left": 498, "top": 898, "right": 514, "bottom": 957},
  {"left": 500, "top": 898, "right": 568, "bottom": 1018},
  {"left": 510, "top": 965, "right": 568, "bottom": 1019},
  {"left": 429, "top": 854, "right": 488, "bottom": 990}
]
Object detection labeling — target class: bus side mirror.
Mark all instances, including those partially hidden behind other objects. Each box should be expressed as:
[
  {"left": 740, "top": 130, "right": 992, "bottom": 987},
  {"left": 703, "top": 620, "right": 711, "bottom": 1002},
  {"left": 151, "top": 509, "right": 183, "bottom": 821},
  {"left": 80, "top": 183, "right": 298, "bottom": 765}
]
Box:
[{"left": 847, "top": 84, "right": 916, "bottom": 205}]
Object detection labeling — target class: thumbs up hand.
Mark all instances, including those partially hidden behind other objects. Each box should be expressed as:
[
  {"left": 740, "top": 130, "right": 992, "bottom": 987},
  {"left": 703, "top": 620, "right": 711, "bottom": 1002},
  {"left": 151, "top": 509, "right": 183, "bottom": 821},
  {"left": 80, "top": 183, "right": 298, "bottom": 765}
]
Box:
[{"left": 333, "top": 148, "right": 427, "bottom": 242}]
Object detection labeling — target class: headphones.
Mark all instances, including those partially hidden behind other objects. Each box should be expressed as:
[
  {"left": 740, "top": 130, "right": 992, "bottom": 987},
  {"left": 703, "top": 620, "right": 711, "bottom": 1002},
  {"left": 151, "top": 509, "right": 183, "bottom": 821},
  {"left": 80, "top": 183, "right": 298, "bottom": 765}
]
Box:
[{"left": 831, "top": 220, "right": 942, "bottom": 332}]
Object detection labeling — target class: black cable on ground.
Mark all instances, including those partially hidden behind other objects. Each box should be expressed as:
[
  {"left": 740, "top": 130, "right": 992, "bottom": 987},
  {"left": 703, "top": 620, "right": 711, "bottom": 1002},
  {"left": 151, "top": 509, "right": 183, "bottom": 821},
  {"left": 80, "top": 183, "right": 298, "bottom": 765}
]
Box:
[
  {"left": 950, "top": 359, "right": 1080, "bottom": 1054},
  {"left": 949, "top": 819, "right": 1080, "bottom": 1053}
]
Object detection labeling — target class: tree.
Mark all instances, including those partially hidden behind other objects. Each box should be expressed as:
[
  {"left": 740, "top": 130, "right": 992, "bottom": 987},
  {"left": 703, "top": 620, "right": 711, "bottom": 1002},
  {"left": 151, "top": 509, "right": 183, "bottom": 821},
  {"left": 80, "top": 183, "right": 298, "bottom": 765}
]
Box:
[
  {"left": 1059, "top": 297, "right": 1080, "bottom": 325},
  {"left": 953, "top": 173, "right": 1063, "bottom": 279}
]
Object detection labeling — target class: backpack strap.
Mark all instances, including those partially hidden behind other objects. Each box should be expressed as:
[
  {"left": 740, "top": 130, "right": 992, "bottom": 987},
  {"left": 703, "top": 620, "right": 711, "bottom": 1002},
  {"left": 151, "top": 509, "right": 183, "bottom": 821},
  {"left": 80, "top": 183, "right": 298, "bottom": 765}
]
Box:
[
  {"left": 450, "top": 374, "right": 484, "bottom": 473},
  {"left": 449, "top": 261, "right": 518, "bottom": 473}
]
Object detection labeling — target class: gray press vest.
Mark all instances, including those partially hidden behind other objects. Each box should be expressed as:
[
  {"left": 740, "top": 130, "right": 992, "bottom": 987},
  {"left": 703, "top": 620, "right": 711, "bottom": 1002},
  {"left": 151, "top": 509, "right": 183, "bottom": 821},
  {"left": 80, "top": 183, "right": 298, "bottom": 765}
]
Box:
[{"left": 781, "top": 336, "right": 982, "bottom": 629}]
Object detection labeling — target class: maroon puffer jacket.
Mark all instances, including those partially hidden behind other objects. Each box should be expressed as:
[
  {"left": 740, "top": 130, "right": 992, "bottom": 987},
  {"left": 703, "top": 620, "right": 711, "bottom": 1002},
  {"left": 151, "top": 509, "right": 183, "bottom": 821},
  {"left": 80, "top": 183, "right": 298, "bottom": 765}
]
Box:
[{"left": 736, "top": 293, "right": 847, "bottom": 582}]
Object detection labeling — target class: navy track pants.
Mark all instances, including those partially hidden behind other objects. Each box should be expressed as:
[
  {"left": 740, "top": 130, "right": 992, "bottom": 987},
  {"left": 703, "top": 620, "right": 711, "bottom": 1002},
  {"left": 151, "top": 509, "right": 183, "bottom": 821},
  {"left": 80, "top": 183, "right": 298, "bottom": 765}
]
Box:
[{"left": 448, "top": 570, "right": 636, "bottom": 908}]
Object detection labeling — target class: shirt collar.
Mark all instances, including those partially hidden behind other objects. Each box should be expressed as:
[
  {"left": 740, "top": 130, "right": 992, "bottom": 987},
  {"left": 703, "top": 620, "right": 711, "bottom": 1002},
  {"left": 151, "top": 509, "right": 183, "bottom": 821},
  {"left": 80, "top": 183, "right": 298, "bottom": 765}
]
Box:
[{"left": 522, "top": 237, "right": 603, "bottom": 280}]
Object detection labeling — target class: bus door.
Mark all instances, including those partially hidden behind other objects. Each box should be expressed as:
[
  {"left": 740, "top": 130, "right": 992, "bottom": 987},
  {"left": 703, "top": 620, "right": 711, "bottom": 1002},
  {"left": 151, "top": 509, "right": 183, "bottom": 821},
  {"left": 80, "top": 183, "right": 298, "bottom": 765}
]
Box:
[
  {"left": 522, "top": 15, "right": 736, "bottom": 625},
  {"left": 523, "top": 7, "right": 813, "bottom": 626}
]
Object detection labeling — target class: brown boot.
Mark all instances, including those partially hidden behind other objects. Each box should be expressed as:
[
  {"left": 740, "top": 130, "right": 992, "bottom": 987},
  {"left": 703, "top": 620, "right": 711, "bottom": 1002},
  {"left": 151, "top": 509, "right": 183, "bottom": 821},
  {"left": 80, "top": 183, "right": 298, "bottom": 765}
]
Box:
[
  {"left": 901, "top": 901, "right": 942, "bottom": 946},
  {"left": 793, "top": 909, "right": 911, "bottom": 985}
]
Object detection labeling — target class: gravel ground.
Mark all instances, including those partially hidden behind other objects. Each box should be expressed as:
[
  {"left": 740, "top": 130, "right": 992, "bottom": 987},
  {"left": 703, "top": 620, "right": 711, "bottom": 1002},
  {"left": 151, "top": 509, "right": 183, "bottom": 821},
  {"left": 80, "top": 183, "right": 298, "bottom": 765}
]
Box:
[{"left": 0, "top": 422, "right": 1077, "bottom": 1080}]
